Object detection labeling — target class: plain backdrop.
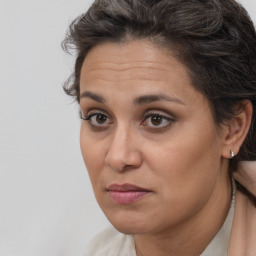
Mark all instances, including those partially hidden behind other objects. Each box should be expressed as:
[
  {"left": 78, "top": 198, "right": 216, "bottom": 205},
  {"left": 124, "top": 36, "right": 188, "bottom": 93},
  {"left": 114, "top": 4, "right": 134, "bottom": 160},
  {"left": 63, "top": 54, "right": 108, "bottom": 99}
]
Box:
[{"left": 0, "top": 0, "right": 255, "bottom": 255}]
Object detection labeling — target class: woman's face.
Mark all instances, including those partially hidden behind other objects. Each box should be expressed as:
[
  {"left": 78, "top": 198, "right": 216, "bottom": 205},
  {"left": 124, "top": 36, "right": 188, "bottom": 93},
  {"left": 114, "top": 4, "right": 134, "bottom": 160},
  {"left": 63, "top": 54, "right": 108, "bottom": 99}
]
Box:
[{"left": 79, "top": 40, "right": 229, "bottom": 235}]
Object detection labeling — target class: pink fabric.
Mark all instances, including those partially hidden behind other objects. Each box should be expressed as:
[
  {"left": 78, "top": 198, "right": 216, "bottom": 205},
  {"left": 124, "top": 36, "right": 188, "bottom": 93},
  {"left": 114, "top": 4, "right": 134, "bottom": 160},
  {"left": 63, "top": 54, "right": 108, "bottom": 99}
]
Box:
[
  {"left": 233, "top": 161, "right": 256, "bottom": 197},
  {"left": 228, "top": 161, "right": 256, "bottom": 256}
]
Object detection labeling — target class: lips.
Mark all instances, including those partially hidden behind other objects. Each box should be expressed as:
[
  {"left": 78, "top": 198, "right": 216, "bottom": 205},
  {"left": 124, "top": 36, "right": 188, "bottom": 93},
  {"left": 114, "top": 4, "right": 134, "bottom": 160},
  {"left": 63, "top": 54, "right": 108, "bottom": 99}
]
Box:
[{"left": 107, "top": 183, "right": 151, "bottom": 204}]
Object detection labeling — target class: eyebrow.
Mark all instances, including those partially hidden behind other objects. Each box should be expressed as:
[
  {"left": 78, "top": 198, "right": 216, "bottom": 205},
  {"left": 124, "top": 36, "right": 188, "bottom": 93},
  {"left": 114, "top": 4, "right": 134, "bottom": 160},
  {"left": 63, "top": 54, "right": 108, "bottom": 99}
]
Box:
[
  {"left": 79, "top": 90, "right": 185, "bottom": 105},
  {"left": 80, "top": 91, "right": 106, "bottom": 104},
  {"left": 134, "top": 94, "right": 185, "bottom": 105}
]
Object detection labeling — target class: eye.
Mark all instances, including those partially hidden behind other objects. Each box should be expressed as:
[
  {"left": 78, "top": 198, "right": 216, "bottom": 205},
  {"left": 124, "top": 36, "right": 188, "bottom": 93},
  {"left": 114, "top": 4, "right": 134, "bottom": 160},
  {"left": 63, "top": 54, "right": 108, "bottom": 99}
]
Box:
[
  {"left": 141, "top": 113, "right": 174, "bottom": 128},
  {"left": 81, "top": 112, "right": 111, "bottom": 127}
]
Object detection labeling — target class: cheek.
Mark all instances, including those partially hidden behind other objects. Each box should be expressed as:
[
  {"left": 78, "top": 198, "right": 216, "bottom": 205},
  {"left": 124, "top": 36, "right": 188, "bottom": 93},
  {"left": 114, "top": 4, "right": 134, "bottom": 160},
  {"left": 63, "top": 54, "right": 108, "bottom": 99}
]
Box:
[
  {"left": 80, "top": 126, "right": 107, "bottom": 184},
  {"left": 144, "top": 122, "right": 222, "bottom": 199},
  {"left": 148, "top": 128, "right": 219, "bottom": 171}
]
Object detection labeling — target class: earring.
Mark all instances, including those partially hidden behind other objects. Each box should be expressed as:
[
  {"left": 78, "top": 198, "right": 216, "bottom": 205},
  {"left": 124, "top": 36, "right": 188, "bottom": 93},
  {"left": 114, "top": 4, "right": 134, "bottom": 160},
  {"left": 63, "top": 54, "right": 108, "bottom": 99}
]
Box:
[{"left": 230, "top": 150, "right": 235, "bottom": 158}]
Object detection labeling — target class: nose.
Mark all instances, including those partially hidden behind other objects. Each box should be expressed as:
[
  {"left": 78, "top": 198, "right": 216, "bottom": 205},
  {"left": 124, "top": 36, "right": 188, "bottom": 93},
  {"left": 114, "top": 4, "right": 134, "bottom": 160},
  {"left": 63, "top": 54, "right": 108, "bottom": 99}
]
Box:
[{"left": 105, "top": 125, "right": 143, "bottom": 172}]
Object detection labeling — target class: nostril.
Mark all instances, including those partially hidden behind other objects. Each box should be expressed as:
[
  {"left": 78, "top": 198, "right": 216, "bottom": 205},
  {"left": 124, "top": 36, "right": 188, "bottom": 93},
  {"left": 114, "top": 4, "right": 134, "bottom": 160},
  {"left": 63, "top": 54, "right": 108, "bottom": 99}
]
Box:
[
  {"left": 123, "top": 164, "right": 138, "bottom": 172},
  {"left": 104, "top": 136, "right": 143, "bottom": 172},
  {"left": 105, "top": 161, "right": 113, "bottom": 170}
]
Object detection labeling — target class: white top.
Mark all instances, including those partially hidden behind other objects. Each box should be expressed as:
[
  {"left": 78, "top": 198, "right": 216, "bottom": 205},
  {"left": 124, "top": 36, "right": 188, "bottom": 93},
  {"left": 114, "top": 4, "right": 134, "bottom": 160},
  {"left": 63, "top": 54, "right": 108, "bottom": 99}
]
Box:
[{"left": 83, "top": 200, "right": 234, "bottom": 256}]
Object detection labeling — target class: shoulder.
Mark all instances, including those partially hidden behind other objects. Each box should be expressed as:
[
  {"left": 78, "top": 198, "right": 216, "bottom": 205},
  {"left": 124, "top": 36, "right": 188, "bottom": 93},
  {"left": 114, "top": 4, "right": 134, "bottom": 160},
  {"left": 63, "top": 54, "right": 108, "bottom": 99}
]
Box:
[
  {"left": 228, "top": 189, "right": 256, "bottom": 255},
  {"left": 83, "top": 226, "right": 136, "bottom": 256}
]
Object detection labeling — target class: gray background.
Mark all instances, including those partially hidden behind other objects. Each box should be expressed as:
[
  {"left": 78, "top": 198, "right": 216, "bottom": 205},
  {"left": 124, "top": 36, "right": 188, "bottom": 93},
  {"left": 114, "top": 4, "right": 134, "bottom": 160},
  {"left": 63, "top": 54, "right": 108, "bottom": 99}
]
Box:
[{"left": 0, "top": 0, "right": 255, "bottom": 255}]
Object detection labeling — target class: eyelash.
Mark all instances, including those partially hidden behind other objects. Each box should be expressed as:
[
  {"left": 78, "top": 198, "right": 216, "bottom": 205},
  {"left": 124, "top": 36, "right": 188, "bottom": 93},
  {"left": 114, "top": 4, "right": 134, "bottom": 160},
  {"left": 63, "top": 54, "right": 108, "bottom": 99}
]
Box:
[
  {"left": 141, "top": 112, "right": 174, "bottom": 128},
  {"left": 80, "top": 111, "right": 111, "bottom": 128},
  {"left": 80, "top": 111, "right": 175, "bottom": 130}
]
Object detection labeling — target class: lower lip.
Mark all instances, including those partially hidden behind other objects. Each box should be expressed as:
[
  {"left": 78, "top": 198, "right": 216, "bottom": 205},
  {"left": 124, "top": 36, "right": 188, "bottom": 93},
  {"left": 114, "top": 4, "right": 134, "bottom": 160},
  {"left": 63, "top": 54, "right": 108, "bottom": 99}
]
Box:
[{"left": 108, "top": 191, "right": 150, "bottom": 204}]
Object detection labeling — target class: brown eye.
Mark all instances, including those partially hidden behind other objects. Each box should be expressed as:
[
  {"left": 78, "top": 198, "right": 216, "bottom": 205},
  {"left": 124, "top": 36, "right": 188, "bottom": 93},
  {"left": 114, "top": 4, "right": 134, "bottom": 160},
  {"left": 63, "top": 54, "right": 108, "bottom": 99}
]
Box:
[
  {"left": 96, "top": 114, "right": 107, "bottom": 124},
  {"left": 141, "top": 113, "right": 174, "bottom": 129},
  {"left": 151, "top": 115, "right": 163, "bottom": 126},
  {"left": 82, "top": 112, "right": 111, "bottom": 127}
]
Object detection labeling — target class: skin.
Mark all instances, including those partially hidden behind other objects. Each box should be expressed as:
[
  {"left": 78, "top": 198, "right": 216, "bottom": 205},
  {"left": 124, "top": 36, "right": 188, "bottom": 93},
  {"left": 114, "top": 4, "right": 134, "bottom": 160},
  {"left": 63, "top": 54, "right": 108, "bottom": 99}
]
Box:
[{"left": 79, "top": 40, "right": 250, "bottom": 256}]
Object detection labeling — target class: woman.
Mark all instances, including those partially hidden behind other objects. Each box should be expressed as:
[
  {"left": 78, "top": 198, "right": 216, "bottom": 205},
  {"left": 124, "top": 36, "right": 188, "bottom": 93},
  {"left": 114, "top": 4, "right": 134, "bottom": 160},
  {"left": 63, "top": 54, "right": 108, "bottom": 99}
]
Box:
[{"left": 63, "top": 0, "right": 256, "bottom": 255}]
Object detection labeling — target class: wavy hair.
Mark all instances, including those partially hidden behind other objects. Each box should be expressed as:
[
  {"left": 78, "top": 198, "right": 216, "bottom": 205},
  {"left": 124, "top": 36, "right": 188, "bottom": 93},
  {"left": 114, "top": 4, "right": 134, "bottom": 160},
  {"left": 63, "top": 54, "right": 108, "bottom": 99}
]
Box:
[{"left": 62, "top": 0, "right": 256, "bottom": 191}]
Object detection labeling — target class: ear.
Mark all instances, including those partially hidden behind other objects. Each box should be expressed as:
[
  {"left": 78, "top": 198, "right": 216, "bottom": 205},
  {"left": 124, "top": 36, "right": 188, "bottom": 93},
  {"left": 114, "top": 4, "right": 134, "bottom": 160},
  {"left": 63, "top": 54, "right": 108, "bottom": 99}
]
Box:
[{"left": 221, "top": 100, "right": 253, "bottom": 159}]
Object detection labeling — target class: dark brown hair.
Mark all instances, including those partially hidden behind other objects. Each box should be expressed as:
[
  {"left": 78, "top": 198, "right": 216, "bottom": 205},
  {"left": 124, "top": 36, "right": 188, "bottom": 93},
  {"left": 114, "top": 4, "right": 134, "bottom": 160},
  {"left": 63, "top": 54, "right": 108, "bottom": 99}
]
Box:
[{"left": 62, "top": 0, "right": 256, "bottom": 164}]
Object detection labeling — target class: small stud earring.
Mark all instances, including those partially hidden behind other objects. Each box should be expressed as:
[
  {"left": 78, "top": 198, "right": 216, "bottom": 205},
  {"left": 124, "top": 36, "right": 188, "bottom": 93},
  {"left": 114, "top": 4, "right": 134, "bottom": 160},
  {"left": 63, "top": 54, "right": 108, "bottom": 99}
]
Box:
[{"left": 230, "top": 150, "right": 235, "bottom": 158}]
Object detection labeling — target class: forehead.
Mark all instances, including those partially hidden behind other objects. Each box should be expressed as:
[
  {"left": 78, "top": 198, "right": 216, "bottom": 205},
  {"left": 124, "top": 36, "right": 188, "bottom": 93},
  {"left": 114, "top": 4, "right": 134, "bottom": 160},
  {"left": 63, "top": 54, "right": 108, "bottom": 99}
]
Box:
[
  {"left": 79, "top": 40, "right": 206, "bottom": 108},
  {"left": 81, "top": 40, "right": 191, "bottom": 87}
]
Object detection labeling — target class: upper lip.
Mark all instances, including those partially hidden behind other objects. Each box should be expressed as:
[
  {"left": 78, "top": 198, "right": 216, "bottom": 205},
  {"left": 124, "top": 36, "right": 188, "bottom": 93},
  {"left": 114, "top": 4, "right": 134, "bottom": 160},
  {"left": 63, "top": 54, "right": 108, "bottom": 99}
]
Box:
[{"left": 107, "top": 183, "right": 150, "bottom": 192}]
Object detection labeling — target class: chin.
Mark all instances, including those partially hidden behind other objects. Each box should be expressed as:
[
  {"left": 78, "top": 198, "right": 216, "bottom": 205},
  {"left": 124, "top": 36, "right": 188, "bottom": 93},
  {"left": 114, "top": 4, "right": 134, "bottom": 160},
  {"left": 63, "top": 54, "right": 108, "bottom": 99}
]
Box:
[
  {"left": 104, "top": 210, "right": 157, "bottom": 235},
  {"left": 112, "top": 221, "right": 152, "bottom": 235}
]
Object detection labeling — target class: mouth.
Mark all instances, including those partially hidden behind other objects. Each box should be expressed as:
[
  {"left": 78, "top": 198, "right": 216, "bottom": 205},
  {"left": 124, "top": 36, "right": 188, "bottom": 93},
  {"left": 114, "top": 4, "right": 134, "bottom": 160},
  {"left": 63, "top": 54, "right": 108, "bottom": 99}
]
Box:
[{"left": 106, "top": 183, "right": 151, "bottom": 205}]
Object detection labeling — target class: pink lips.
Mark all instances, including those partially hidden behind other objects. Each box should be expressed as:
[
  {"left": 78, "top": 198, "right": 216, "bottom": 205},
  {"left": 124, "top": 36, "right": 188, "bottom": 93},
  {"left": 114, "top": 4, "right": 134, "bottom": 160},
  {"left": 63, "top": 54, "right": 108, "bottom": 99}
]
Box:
[{"left": 107, "top": 183, "right": 151, "bottom": 204}]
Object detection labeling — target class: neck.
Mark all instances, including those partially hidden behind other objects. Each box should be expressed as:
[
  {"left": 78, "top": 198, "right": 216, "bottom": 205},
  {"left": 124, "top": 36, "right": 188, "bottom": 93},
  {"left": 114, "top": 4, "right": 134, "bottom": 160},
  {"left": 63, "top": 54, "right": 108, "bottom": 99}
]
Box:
[{"left": 134, "top": 169, "right": 232, "bottom": 256}]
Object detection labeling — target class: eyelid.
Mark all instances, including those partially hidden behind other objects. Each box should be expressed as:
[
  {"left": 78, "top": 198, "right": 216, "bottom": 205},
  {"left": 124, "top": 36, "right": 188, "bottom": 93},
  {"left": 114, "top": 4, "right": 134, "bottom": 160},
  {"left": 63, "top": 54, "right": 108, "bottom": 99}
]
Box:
[
  {"left": 80, "top": 109, "right": 113, "bottom": 131},
  {"left": 80, "top": 108, "right": 175, "bottom": 131},
  {"left": 143, "top": 110, "right": 175, "bottom": 120},
  {"left": 141, "top": 111, "right": 175, "bottom": 129},
  {"left": 80, "top": 109, "right": 110, "bottom": 119},
  {"left": 82, "top": 112, "right": 109, "bottom": 121}
]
